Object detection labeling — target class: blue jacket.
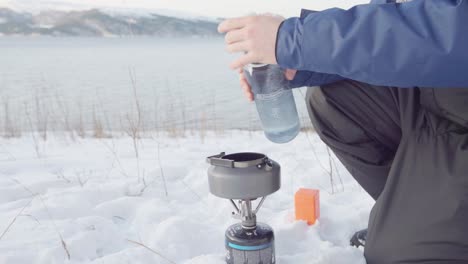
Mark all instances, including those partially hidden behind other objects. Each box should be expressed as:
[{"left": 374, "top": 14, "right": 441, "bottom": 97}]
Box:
[{"left": 276, "top": 0, "right": 468, "bottom": 88}]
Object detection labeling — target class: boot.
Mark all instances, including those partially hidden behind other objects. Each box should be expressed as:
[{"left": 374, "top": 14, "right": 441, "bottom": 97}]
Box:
[{"left": 350, "top": 228, "right": 368, "bottom": 248}]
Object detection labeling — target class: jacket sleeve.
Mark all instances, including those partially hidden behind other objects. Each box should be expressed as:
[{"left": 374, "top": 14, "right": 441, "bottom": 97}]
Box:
[
  {"left": 287, "top": 70, "right": 344, "bottom": 88},
  {"left": 280, "top": 10, "right": 345, "bottom": 88},
  {"left": 276, "top": 0, "right": 468, "bottom": 88}
]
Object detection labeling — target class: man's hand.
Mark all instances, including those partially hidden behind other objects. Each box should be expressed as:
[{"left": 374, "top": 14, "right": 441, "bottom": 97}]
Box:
[
  {"left": 240, "top": 68, "right": 297, "bottom": 102},
  {"left": 218, "top": 15, "right": 284, "bottom": 70}
]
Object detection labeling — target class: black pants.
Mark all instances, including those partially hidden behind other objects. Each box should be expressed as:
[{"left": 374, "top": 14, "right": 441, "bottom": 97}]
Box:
[{"left": 306, "top": 80, "right": 468, "bottom": 264}]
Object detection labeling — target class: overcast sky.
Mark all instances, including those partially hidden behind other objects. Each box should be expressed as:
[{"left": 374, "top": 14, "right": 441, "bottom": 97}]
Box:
[{"left": 1, "top": 0, "right": 369, "bottom": 17}]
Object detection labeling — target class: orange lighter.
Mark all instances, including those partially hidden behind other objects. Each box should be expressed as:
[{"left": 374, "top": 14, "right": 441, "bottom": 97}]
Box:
[{"left": 295, "top": 188, "right": 320, "bottom": 225}]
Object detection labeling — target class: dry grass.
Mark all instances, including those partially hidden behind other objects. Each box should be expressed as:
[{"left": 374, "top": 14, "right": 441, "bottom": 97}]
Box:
[
  {"left": 126, "top": 239, "right": 177, "bottom": 264},
  {"left": 3, "top": 177, "right": 71, "bottom": 260},
  {"left": 0, "top": 71, "right": 321, "bottom": 141}
]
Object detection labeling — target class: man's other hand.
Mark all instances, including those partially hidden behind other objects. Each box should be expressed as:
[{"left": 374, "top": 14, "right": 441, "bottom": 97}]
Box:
[
  {"left": 218, "top": 15, "right": 284, "bottom": 70},
  {"left": 239, "top": 68, "right": 297, "bottom": 102}
]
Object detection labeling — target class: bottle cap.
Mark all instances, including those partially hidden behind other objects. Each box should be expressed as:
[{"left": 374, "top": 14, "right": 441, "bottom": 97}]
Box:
[{"left": 244, "top": 63, "right": 268, "bottom": 75}]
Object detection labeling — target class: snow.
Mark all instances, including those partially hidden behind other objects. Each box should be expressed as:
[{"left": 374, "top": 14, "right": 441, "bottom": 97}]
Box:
[
  {"left": 36, "top": 24, "right": 54, "bottom": 29},
  {"left": 0, "top": 131, "right": 373, "bottom": 263},
  {"left": 101, "top": 7, "right": 220, "bottom": 22},
  {"left": 2, "top": 0, "right": 218, "bottom": 22},
  {"left": 1, "top": 0, "right": 370, "bottom": 18}
]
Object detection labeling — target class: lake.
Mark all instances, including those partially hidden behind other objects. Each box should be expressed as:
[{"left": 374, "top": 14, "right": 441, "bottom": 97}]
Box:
[{"left": 0, "top": 37, "right": 311, "bottom": 136}]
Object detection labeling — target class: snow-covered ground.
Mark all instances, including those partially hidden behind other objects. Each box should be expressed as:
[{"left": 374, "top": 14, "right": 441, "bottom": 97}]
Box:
[{"left": 0, "top": 131, "right": 373, "bottom": 264}]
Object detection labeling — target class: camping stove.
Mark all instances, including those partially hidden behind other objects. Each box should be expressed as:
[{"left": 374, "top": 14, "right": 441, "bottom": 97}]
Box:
[{"left": 207, "top": 152, "right": 281, "bottom": 264}]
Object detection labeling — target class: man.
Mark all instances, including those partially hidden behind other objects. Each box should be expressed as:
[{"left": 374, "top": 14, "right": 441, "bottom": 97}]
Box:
[{"left": 218, "top": 0, "right": 468, "bottom": 263}]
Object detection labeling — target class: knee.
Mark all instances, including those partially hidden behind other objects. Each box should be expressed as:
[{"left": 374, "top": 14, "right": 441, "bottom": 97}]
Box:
[
  {"left": 305, "top": 82, "right": 344, "bottom": 123},
  {"left": 305, "top": 85, "right": 340, "bottom": 136},
  {"left": 305, "top": 86, "right": 331, "bottom": 124},
  {"left": 305, "top": 83, "right": 364, "bottom": 144}
]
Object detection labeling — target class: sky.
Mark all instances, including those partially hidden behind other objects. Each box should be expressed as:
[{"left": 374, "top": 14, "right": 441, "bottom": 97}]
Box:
[{"left": 1, "top": 0, "right": 369, "bottom": 18}]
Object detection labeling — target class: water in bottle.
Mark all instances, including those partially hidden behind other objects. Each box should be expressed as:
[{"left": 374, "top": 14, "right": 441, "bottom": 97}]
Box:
[{"left": 244, "top": 64, "right": 300, "bottom": 144}]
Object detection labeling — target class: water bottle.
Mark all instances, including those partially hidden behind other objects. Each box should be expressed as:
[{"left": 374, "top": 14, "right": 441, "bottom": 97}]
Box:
[{"left": 244, "top": 64, "right": 300, "bottom": 143}]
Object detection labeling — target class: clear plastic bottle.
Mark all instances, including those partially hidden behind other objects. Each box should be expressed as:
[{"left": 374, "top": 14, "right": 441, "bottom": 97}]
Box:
[{"left": 244, "top": 64, "right": 300, "bottom": 143}]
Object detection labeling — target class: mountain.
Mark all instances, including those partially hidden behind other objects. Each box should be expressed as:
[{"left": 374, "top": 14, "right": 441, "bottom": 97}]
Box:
[{"left": 0, "top": 8, "right": 221, "bottom": 37}]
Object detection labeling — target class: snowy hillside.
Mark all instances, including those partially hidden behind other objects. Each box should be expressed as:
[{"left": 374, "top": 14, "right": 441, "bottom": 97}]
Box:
[
  {"left": 0, "top": 7, "right": 219, "bottom": 37},
  {"left": 0, "top": 131, "right": 372, "bottom": 263},
  {"left": 1, "top": 0, "right": 215, "bottom": 19}
]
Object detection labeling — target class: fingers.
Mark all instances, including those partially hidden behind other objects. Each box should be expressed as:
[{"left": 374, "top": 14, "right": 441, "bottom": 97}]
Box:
[
  {"left": 240, "top": 72, "right": 254, "bottom": 102},
  {"left": 230, "top": 53, "right": 255, "bottom": 70},
  {"left": 246, "top": 91, "right": 254, "bottom": 101},
  {"left": 226, "top": 41, "right": 249, "bottom": 53},
  {"left": 243, "top": 86, "right": 254, "bottom": 101},
  {"left": 225, "top": 29, "right": 245, "bottom": 44},
  {"left": 218, "top": 16, "right": 250, "bottom": 33},
  {"left": 285, "top": 69, "right": 297, "bottom": 80}
]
